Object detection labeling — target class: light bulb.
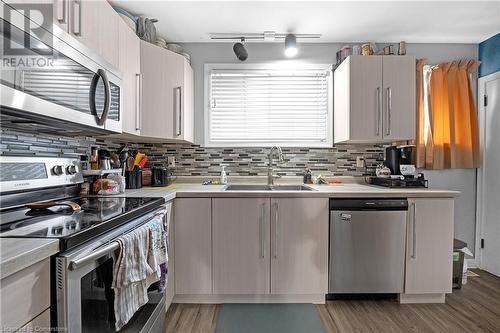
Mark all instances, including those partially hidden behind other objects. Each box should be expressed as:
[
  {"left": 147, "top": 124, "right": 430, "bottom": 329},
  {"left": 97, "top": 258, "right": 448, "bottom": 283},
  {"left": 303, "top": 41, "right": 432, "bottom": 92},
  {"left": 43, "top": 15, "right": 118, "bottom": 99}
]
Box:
[{"left": 284, "top": 34, "right": 298, "bottom": 57}]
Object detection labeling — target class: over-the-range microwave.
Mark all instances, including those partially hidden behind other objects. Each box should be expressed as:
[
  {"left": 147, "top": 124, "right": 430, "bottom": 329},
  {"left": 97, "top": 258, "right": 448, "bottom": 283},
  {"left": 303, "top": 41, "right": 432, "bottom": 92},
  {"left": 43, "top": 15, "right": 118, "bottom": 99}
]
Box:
[{"left": 0, "top": 3, "right": 122, "bottom": 134}]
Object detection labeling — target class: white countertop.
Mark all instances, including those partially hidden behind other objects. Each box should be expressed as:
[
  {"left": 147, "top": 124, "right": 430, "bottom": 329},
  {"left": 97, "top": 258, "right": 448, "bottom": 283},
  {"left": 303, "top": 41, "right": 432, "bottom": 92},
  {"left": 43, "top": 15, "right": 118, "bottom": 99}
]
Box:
[
  {"left": 0, "top": 238, "right": 59, "bottom": 279},
  {"left": 118, "top": 181, "right": 460, "bottom": 200}
]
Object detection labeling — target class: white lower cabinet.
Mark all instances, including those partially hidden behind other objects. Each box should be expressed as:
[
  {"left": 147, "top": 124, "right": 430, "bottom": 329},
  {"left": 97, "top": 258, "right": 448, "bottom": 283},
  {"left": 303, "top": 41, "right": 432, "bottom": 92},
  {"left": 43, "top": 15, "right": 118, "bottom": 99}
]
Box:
[
  {"left": 212, "top": 198, "right": 270, "bottom": 294},
  {"left": 271, "top": 198, "right": 329, "bottom": 294},
  {"left": 211, "top": 198, "right": 329, "bottom": 296},
  {"left": 404, "top": 198, "right": 454, "bottom": 295},
  {"left": 0, "top": 258, "right": 51, "bottom": 330},
  {"left": 173, "top": 198, "right": 212, "bottom": 294}
]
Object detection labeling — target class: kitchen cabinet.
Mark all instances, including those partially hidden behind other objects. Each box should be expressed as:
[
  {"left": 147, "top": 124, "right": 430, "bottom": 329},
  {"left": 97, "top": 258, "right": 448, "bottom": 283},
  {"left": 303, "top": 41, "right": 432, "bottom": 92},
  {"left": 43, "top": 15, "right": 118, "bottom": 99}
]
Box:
[
  {"left": 212, "top": 198, "right": 270, "bottom": 294},
  {"left": 211, "top": 197, "right": 328, "bottom": 296},
  {"left": 271, "top": 198, "right": 329, "bottom": 294},
  {"left": 404, "top": 198, "right": 454, "bottom": 295},
  {"left": 118, "top": 19, "right": 141, "bottom": 136},
  {"left": 173, "top": 198, "right": 212, "bottom": 294},
  {"left": 52, "top": 0, "right": 119, "bottom": 69},
  {"left": 0, "top": 258, "right": 50, "bottom": 330},
  {"left": 334, "top": 55, "right": 416, "bottom": 143},
  {"left": 53, "top": 0, "right": 70, "bottom": 32},
  {"left": 164, "top": 202, "right": 174, "bottom": 311},
  {"left": 140, "top": 41, "right": 194, "bottom": 143}
]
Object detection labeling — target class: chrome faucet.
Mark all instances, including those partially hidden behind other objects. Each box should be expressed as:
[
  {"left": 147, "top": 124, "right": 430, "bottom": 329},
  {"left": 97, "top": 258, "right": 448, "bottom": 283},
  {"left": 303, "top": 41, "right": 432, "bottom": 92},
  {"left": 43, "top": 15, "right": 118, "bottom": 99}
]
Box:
[{"left": 267, "top": 146, "right": 284, "bottom": 186}]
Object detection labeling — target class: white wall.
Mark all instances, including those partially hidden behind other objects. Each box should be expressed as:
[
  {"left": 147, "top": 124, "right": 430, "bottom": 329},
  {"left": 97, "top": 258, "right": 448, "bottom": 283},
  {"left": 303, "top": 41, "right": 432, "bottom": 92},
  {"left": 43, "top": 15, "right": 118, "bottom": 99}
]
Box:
[{"left": 181, "top": 41, "right": 478, "bottom": 255}]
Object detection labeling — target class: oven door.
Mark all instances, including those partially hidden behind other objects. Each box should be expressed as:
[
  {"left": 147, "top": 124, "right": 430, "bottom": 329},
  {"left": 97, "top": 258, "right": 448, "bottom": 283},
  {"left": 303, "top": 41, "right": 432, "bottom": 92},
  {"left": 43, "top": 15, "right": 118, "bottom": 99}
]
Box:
[
  {"left": 0, "top": 6, "right": 122, "bottom": 133},
  {"left": 56, "top": 207, "right": 168, "bottom": 333}
]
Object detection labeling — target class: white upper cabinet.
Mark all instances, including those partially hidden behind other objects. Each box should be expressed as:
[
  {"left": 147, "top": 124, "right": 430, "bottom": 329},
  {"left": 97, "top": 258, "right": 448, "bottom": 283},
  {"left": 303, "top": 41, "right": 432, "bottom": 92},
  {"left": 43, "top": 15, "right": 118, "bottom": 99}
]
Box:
[
  {"left": 53, "top": 0, "right": 119, "bottom": 69},
  {"left": 140, "top": 41, "right": 194, "bottom": 142},
  {"left": 118, "top": 20, "right": 141, "bottom": 136},
  {"left": 334, "top": 55, "right": 416, "bottom": 143},
  {"left": 382, "top": 56, "right": 417, "bottom": 141}
]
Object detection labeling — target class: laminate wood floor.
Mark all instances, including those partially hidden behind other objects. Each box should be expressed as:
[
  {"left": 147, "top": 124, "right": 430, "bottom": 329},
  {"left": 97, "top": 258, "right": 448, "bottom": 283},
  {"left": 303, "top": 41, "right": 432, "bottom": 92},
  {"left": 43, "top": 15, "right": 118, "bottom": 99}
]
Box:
[{"left": 165, "top": 269, "right": 500, "bottom": 333}]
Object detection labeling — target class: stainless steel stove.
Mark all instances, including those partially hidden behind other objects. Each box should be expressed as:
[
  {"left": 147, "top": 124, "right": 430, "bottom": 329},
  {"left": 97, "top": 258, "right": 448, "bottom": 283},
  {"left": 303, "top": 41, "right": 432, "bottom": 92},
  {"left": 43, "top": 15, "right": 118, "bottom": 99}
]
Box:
[{"left": 0, "top": 156, "right": 167, "bottom": 333}]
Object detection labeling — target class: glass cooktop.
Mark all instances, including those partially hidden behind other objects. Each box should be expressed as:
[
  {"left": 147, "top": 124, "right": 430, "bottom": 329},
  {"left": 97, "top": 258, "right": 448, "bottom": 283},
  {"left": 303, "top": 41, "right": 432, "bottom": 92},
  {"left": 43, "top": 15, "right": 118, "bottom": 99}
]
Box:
[{"left": 0, "top": 196, "right": 164, "bottom": 250}]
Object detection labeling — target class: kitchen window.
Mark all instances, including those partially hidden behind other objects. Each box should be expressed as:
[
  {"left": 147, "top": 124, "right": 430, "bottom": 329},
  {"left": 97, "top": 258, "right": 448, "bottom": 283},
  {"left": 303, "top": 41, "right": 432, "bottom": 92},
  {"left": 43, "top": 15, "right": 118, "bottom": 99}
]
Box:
[{"left": 205, "top": 64, "right": 333, "bottom": 147}]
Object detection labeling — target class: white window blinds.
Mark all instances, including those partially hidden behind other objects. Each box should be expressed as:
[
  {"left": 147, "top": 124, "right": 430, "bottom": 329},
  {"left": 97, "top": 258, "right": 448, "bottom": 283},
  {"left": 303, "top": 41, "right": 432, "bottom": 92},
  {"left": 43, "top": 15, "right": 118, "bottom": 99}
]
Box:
[{"left": 206, "top": 67, "right": 332, "bottom": 147}]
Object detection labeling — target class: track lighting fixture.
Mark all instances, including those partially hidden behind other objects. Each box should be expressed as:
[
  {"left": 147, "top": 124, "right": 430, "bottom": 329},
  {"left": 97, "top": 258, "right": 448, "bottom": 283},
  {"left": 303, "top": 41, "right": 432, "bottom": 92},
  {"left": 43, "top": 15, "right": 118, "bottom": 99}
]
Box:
[
  {"left": 284, "top": 34, "right": 298, "bottom": 57},
  {"left": 233, "top": 38, "right": 248, "bottom": 61},
  {"left": 210, "top": 32, "right": 319, "bottom": 59}
]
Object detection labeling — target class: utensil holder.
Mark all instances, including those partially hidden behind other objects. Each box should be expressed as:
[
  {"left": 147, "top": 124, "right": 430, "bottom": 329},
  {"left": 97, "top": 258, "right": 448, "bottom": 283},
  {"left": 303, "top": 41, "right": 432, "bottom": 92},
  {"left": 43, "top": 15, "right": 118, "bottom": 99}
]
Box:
[{"left": 125, "top": 169, "right": 142, "bottom": 189}]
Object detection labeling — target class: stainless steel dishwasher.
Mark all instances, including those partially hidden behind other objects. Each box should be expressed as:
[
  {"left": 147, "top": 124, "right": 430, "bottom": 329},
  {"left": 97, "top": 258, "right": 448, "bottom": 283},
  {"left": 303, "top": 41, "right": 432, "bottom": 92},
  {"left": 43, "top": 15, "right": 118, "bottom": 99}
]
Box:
[{"left": 329, "top": 198, "right": 408, "bottom": 294}]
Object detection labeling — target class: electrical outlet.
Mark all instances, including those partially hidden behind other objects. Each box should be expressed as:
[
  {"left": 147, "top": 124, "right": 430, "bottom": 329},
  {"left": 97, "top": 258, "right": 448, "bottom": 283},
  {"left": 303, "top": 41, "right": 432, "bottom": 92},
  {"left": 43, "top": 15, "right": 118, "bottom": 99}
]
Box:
[
  {"left": 356, "top": 156, "right": 365, "bottom": 168},
  {"left": 167, "top": 156, "right": 176, "bottom": 168}
]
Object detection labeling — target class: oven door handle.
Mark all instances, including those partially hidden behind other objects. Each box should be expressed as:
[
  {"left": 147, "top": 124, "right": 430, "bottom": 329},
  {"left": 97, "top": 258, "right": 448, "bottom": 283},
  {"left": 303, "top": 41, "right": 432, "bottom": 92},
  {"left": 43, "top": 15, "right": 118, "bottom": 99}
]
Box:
[
  {"left": 69, "top": 210, "right": 167, "bottom": 270},
  {"left": 69, "top": 241, "right": 119, "bottom": 270}
]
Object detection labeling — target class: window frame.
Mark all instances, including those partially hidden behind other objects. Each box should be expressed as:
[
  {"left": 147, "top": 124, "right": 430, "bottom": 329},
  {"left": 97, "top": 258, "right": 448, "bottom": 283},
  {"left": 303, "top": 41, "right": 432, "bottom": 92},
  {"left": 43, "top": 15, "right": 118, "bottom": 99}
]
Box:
[{"left": 203, "top": 63, "right": 333, "bottom": 147}]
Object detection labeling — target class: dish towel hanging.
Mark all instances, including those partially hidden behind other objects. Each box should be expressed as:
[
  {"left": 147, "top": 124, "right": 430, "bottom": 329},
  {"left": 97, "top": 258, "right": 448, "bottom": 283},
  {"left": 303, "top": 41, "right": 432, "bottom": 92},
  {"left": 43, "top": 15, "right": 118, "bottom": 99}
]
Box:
[{"left": 112, "top": 225, "right": 155, "bottom": 331}]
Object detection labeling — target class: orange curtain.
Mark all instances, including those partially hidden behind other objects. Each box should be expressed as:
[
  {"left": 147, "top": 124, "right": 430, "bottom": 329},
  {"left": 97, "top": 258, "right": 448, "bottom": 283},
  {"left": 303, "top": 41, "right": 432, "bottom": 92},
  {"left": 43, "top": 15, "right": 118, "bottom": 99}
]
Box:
[{"left": 416, "top": 59, "right": 480, "bottom": 169}]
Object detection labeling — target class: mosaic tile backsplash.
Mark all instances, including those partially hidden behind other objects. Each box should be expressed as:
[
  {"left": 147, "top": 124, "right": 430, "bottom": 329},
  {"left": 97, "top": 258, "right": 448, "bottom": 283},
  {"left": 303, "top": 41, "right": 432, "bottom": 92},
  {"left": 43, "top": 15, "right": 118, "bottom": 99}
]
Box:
[{"left": 0, "top": 129, "right": 384, "bottom": 177}]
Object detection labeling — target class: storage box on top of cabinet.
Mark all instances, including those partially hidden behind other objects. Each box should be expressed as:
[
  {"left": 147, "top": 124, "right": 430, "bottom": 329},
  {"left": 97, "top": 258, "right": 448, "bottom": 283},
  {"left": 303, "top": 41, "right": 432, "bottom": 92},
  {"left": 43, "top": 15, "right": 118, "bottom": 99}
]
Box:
[{"left": 334, "top": 55, "right": 416, "bottom": 143}]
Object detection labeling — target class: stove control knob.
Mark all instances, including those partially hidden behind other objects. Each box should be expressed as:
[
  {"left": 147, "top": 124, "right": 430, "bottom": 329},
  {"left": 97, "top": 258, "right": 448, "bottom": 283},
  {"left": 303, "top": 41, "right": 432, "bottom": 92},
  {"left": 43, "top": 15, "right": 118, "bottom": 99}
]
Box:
[
  {"left": 66, "top": 165, "right": 78, "bottom": 175},
  {"left": 52, "top": 165, "right": 64, "bottom": 176}
]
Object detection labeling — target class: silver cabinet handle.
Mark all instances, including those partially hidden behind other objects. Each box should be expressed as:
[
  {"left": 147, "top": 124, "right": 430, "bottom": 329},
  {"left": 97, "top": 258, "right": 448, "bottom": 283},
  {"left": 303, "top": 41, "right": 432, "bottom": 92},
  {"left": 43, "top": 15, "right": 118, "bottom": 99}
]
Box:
[
  {"left": 56, "top": 0, "right": 66, "bottom": 23},
  {"left": 174, "top": 86, "right": 182, "bottom": 136},
  {"left": 411, "top": 202, "right": 417, "bottom": 259},
  {"left": 72, "top": 0, "right": 81, "bottom": 36},
  {"left": 376, "top": 87, "right": 381, "bottom": 136},
  {"left": 386, "top": 87, "right": 392, "bottom": 136},
  {"left": 259, "top": 203, "right": 265, "bottom": 259},
  {"left": 135, "top": 73, "right": 142, "bottom": 131},
  {"left": 273, "top": 202, "right": 278, "bottom": 258}
]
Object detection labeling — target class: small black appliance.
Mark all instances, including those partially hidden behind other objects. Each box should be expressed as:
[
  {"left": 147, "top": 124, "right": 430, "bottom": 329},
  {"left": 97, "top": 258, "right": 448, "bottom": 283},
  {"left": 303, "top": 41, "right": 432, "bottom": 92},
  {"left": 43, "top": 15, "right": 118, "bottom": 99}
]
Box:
[{"left": 151, "top": 167, "right": 171, "bottom": 187}]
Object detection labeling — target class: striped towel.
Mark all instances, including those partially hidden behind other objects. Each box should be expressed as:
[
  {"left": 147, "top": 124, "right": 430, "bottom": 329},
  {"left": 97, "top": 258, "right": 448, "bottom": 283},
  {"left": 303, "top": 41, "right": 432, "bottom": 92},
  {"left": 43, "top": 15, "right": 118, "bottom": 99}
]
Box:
[
  {"left": 112, "top": 224, "right": 156, "bottom": 331},
  {"left": 146, "top": 213, "right": 168, "bottom": 287}
]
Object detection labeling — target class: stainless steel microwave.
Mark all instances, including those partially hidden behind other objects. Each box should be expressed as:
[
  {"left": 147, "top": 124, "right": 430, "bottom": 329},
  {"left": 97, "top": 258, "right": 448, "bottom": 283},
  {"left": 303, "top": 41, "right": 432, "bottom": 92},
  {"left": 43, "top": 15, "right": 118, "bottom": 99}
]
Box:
[{"left": 0, "top": 5, "right": 122, "bottom": 134}]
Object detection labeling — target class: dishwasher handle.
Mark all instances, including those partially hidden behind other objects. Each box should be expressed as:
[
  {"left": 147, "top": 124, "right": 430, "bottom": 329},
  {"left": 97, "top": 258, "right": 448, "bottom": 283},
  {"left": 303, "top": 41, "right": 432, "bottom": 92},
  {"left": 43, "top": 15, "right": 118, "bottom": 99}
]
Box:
[{"left": 330, "top": 198, "right": 408, "bottom": 211}]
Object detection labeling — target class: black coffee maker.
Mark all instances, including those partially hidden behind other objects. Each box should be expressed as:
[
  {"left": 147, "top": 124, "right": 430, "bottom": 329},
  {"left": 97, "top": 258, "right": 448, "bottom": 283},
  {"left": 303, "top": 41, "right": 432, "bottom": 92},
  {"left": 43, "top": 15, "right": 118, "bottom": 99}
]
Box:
[
  {"left": 372, "top": 145, "right": 427, "bottom": 188},
  {"left": 384, "top": 145, "right": 415, "bottom": 175}
]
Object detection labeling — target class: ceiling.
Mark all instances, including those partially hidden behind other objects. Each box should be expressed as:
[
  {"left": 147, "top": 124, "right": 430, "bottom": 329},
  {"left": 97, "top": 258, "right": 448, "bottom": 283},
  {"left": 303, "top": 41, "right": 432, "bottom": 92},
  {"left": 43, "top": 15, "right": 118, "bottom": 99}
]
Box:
[{"left": 111, "top": 1, "right": 500, "bottom": 44}]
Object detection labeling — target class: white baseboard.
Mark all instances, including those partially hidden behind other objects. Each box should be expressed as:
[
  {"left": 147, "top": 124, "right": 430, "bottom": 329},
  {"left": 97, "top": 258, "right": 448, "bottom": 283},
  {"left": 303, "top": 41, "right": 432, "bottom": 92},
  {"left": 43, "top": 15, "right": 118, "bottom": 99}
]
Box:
[
  {"left": 173, "top": 294, "right": 326, "bottom": 304},
  {"left": 398, "top": 293, "right": 446, "bottom": 304}
]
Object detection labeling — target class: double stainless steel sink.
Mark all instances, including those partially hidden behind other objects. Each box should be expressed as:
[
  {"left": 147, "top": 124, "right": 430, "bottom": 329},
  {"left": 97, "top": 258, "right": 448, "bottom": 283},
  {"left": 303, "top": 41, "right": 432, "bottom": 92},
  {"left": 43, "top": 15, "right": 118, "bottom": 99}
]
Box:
[{"left": 224, "top": 184, "right": 314, "bottom": 191}]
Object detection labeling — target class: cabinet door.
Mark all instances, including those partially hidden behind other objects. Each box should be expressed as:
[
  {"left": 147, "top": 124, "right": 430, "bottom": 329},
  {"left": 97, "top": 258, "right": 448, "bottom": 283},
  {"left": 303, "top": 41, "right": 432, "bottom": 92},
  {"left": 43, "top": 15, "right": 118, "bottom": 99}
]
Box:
[
  {"left": 382, "top": 56, "right": 416, "bottom": 141},
  {"left": 271, "top": 198, "right": 329, "bottom": 294},
  {"left": 213, "top": 198, "right": 270, "bottom": 294},
  {"left": 334, "top": 56, "right": 383, "bottom": 143},
  {"left": 405, "top": 198, "right": 454, "bottom": 294},
  {"left": 97, "top": 0, "right": 119, "bottom": 68},
  {"left": 180, "top": 60, "right": 195, "bottom": 143},
  {"left": 167, "top": 51, "right": 185, "bottom": 139},
  {"left": 68, "top": 0, "right": 118, "bottom": 68},
  {"left": 164, "top": 202, "right": 174, "bottom": 311},
  {"left": 53, "top": 0, "right": 69, "bottom": 32},
  {"left": 140, "top": 41, "right": 171, "bottom": 138},
  {"left": 118, "top": 21, "right": 141, "bottom": 135},
  {"left": 174, "top": 198, "right": 212, "bottom": 294},
  {"left": 141, "top": 42, "right": 184, "bottom": 139},
  {"left": 69, "top": 0, "right": 100, "bottom": 53}
]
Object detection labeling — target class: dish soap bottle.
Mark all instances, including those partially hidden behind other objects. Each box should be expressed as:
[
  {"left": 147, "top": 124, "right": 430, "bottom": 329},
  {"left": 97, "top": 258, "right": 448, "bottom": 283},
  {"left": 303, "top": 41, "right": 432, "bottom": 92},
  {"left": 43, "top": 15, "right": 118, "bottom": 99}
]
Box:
[{"left": 220, "top": 165, "right": 228, "bottom": 185}]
